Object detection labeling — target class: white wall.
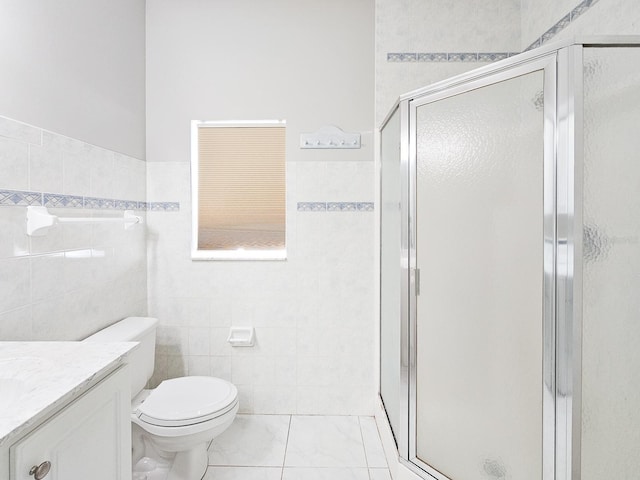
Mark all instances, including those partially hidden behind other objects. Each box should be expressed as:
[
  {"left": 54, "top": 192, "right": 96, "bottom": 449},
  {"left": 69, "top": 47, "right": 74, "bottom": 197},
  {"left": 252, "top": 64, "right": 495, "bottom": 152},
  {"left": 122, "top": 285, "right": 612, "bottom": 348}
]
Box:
[
  {"left": 146, "top": 0, "right": 376, "bottom": 415},
  {"left": 0, "top": 0, "right": 147, "bottom": 341},
  {"left": 0, "top": 0, "right": 146, "bottom": 158}
]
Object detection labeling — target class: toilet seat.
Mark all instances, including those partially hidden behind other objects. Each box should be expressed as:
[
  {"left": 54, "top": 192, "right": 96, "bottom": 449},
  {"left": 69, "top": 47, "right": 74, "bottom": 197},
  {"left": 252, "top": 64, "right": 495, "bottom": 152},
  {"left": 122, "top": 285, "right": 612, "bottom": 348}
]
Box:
[{"left": 134, "top": 376, "right": 238, "bottom": 428}]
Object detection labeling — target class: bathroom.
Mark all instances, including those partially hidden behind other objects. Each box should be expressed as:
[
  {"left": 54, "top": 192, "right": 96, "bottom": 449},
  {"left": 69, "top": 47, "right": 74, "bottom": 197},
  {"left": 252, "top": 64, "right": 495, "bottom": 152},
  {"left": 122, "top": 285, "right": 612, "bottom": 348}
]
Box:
[{"left": 1, "top": 0, "right": 639, "bottom": 480}]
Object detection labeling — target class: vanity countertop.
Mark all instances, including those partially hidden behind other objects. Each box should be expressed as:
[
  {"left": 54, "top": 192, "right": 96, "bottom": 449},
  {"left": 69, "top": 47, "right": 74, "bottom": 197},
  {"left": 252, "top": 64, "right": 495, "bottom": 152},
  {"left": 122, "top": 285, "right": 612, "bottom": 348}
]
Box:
[{"left": 0, "top": 341, "right": 137, "bottom": 447}]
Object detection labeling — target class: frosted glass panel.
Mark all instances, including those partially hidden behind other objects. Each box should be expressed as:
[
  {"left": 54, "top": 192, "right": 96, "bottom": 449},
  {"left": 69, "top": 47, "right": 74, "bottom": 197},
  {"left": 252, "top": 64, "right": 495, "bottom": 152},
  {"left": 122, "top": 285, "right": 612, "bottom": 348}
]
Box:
[
  {"left": 581, "top": 47, "right": 640, "bottom": 480},
  {"left": 380, "top": 108, "right": 402, "bottom": 442},
  {"left": 415, "top": 71, "right": 544, "bottom": 479}
]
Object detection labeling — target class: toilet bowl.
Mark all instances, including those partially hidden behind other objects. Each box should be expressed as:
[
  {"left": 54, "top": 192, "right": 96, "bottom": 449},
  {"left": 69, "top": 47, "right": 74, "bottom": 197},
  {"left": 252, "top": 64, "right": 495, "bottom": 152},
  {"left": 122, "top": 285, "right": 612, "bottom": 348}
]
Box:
[
  {"left": 131, "top": 376, "right": 238, "bottom": 480},
  {"left": 84, "top": 317, "right": 238, "bottom": 480}
]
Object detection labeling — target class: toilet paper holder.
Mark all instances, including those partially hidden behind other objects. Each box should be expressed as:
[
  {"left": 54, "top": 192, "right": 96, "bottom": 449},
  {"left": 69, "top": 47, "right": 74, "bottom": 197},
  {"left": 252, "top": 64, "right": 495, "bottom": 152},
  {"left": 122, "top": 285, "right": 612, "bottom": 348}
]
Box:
[{"left": 226, "top": 327, "right": 255, "bottom": 347}]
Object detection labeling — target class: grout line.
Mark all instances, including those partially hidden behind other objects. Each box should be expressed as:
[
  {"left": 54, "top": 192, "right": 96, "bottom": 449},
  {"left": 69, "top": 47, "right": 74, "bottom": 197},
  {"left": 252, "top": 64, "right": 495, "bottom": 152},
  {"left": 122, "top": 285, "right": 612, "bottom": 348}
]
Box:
[
  {"left": 27, "top": 143, "right": 32, "bottom": 195},
  {"left": 202, "top": 438, "right": 215, "bottom": 478},
  {"left": 371, "top": 419, "right": 390, "bottom": 471},
  {"left": 281, "top": 415, "right": 293, "bottom": 480},
  {"left": 358, "top": 416, "right": 373, "bottom": 480}
]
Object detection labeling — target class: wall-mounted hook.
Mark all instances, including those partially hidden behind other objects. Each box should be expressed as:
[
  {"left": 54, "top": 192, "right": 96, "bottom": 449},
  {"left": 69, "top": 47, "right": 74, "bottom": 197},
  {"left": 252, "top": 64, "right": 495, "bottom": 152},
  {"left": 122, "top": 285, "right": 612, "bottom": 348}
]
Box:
[{"left": 300, "top": 125, "right": 361, "bottom": 149}]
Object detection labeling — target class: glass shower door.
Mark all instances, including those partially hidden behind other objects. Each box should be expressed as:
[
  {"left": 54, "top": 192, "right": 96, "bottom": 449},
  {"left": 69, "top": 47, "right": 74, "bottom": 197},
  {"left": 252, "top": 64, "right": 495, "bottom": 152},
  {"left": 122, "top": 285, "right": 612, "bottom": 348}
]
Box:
[
  {"left": 411, "top": 65, "right": 552, "bottom": 480},
  {"left": 580, "top": 46, "right": 640, "bottom": 480},
  {"left": 380, "top": 107, "right": 404, "bottom": 446}
]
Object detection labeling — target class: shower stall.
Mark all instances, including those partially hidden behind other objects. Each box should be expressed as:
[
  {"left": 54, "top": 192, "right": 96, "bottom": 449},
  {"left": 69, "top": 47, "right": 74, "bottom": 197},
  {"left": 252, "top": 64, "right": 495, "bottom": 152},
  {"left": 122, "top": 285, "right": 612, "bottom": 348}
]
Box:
[{"left": 379, "top": 38, "right": 640, "bottom": 480}]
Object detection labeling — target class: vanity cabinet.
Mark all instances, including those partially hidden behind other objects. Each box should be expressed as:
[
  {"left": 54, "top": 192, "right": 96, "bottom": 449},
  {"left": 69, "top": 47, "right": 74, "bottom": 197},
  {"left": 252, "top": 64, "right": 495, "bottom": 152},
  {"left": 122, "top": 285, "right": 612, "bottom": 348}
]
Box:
[{"left": 10, "top": 366, "right": 130, "bottom": 480}]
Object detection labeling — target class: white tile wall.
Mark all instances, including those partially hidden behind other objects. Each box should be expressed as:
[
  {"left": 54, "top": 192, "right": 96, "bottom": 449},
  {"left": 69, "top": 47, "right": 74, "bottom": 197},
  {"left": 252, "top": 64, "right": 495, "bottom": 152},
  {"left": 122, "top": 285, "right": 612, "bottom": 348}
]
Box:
[
  {"left": 145, "top": 0, "right": 375, "bottom": 414},
  {"left": 530, "top": 0, "right": 640, "bottom": 48},
  {"left": 521, "top": 0, "right": 591, "bottom": 49},
  {"left": 147, "top": 157, "right": 377, "bottom": 415},
  {"left": 376, "top": 0, "right": 640, "bottom": 126},
  {"left": 375, "top": 0, "right": 521, "bottom": 125},
  {"left": 0, "top": 115, "right": 147, "bottom": 340},
  {"left": 0, "top": 136, "right": 30, "bottom": 191}
]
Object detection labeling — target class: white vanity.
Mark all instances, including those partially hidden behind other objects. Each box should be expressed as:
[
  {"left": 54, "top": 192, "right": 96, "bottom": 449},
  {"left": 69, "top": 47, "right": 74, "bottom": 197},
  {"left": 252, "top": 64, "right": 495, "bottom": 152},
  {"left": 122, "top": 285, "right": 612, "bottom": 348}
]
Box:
[{"left": 0, "top": 342, "right": 137, "bottom": 480}]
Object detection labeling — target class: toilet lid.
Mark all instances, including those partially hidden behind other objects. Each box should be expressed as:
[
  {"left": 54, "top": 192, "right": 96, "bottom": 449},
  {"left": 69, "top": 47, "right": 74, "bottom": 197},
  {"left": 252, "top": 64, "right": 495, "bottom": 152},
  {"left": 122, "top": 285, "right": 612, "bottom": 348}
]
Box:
[{"left": 136, "top": 376, "right": 238, "bottom": 427}]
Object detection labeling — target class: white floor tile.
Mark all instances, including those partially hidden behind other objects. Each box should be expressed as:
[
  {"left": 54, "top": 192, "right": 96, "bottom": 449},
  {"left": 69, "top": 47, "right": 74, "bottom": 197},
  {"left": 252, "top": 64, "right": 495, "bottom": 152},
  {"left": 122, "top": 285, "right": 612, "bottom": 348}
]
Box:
[
  {"left": 368, "top": 468, "right": 392, "bottom": 480},
  {"left": 203, "top": 466, "right": 283, "bottom": 480},
  {"left": 282, "top": 467, "right": 369, "bottom": 480},
  {"left": 359, "top": 417, "right": 388, "bottom": 468},
  {"left": 285, "top": 416, "right": 367, "bottom": 467},
  {"left": 208, "top": 414, "right": 291, "bottom": 467}
]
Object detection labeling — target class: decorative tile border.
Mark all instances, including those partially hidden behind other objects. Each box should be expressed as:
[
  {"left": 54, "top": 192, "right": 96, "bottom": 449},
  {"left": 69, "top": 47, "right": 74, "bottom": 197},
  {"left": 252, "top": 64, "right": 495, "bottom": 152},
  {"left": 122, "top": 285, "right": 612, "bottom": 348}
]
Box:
[
  {"left": 84, "top": 197, "right": 115, "bottom": 210},
  {"left": 417, "top": 52, "right": 447, "bottom": 62},
  {"left": 387, "top": 52, "right": 417, "bottom": 62},
  {"left": 0, "top": 189, "right": 179, "bottom": 212},
  {"left": 525, "top": 0, "right": 600, "bottom": 51},
  {"left": 44, "top": 193, "right": 84, "bottom": 208},
  {"left": 115, "top": 200, "right": 139, "bottom": 210},
  {"left": 0, "top": 189, "right": 42, "bottom": 206},
  {"left": 297, "top": 202, "right": 327, "bottom": 212},
  {"left": 388, "top": 51, "right": 518, "bottom": 63},
  {"left": 328, "top": 202, "right": 358, "bottom": 212},
  {"left": 357, "top": 202, "right": 375, "bottom": 212},
  {"left": 2, "top": 189, "right": 371, "bottom": 214},
  {"left": 148, "top": 202, "right": 180, "bottom": 212},
  {"left": 297, "top": 202, "right": 374, "bottom": 212},
  {"left": 7, "top": 197, "right": 373, "bottom": 213},
  {"left": 388, "top": 0, "right": 600, "bottom": 62}
]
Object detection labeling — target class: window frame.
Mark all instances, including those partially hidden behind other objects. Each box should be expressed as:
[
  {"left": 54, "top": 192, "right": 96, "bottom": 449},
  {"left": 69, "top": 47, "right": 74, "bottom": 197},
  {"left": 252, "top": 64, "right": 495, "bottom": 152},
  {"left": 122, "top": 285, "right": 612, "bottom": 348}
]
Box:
[{"left": 190, "top": 119, "right": 287, "bottom": 261}]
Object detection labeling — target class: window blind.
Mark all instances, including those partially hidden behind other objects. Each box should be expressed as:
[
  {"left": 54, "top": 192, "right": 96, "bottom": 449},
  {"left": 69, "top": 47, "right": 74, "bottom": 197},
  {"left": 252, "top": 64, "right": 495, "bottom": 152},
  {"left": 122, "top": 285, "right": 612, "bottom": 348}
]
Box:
[{"left": 197, "top": 125, "right": 286, "bottom": 251}]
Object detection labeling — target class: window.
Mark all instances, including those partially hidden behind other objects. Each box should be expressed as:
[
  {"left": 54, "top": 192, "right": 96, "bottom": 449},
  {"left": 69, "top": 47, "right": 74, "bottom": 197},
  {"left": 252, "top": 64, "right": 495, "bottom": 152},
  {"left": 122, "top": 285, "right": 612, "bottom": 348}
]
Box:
[{"left": 190, "top": 120, "right": 286, "bottom": 260}]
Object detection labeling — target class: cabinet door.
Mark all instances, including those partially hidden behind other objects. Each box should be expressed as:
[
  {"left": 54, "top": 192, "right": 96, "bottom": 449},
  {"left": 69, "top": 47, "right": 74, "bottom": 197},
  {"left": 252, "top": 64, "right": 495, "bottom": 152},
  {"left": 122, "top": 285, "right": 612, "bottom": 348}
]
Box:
[{"left": 11, "top": 366, "right": 131, "bottom": 480}]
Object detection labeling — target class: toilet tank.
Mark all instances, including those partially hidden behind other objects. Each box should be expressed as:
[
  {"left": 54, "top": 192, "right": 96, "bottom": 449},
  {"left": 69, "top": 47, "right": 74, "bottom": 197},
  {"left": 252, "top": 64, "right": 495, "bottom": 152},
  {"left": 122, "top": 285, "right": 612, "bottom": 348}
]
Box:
[{"left": 84, "top": 317, "right": 158, "bottom": 398}]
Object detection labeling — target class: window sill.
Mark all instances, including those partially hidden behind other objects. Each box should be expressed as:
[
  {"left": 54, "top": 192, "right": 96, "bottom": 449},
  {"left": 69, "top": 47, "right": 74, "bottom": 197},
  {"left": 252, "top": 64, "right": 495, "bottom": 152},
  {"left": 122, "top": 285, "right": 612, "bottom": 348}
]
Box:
[{"left": 191, "top": 249, "right": 287, "bottom": 261}]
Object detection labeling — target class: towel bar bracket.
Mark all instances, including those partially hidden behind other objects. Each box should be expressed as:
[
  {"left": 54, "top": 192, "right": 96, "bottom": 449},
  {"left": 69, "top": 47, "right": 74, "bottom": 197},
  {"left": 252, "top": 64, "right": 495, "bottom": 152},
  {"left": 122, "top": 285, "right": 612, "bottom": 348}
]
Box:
[{"left": 26, "top": 206, "right": 143, "bottom": 236}]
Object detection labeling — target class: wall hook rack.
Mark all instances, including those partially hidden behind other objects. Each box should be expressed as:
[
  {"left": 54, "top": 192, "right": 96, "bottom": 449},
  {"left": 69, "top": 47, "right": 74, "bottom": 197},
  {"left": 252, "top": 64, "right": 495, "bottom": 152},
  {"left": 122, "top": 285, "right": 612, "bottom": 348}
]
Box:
[
  {"left": 26, "top": 206, "right": 143, "bottom": 236},
  {"left": 300, "top": 125, "right": 361, "bottom": 149}
]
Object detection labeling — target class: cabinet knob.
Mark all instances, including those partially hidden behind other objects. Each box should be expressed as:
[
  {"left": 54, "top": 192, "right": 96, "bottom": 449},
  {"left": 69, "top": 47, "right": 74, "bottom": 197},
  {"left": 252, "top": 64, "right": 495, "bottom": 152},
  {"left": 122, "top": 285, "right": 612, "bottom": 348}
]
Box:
[{"left": 29, "top": 461, "right": 51, "bottom": 480}]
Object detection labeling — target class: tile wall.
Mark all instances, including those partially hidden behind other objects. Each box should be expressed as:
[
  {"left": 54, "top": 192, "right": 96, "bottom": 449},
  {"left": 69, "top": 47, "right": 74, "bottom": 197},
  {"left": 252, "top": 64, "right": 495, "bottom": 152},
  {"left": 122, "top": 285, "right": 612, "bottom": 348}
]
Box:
[
  {"left": 376, "top": 0, "right": 629, "bottom": 126},
  {"left": 145, "top": 0, "right": 376, "bottom": 416},
  {"left": 0, "top": 115, "right": 147, "bottom": 341},
  {"left": 525, "top": 0, "right": 640, "bottom": 48},
  {"left": 375, "top": 0, "right": 521, "bottom": 125},
  {"left": 146, "top": 157, "right": 376, "bottom": 415}
]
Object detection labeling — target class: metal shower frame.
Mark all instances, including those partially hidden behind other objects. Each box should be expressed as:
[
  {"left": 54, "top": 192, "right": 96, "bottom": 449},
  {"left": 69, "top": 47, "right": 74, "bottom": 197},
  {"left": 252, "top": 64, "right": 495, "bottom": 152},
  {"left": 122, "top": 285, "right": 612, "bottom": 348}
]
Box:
[{"left": 378, "top": 36, "right": 640, "bottom": 480}]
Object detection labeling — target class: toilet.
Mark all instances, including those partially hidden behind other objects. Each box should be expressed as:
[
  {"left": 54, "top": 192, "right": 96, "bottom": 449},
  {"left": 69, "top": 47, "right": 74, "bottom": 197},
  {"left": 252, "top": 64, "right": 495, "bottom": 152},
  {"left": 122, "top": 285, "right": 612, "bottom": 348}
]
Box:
[{"left": 84, "top": 317, "right": 238, "bottom": 480}]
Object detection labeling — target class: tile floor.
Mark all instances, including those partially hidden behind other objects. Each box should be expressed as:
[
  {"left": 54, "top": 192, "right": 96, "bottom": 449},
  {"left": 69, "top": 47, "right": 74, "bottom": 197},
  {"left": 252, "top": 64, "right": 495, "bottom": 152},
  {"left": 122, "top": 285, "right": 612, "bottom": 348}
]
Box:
[{"left": 204, "top": 415, "right": 391, "bottom": 480}]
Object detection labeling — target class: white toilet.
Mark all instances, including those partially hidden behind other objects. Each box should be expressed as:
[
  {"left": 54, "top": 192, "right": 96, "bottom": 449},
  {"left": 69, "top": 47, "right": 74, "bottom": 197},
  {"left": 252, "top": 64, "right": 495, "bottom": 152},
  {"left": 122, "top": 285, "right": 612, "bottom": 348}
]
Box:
[{"left": 84, "top": 317, "right": 238, "bottom": 480}]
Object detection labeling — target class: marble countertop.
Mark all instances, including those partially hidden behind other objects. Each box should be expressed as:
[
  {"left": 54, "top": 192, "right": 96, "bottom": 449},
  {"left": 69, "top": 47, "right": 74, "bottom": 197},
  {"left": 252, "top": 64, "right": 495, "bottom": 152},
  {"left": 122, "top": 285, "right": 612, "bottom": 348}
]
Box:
[{"left": 0, "top": 341, "right": 137, "bottom": 447}]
